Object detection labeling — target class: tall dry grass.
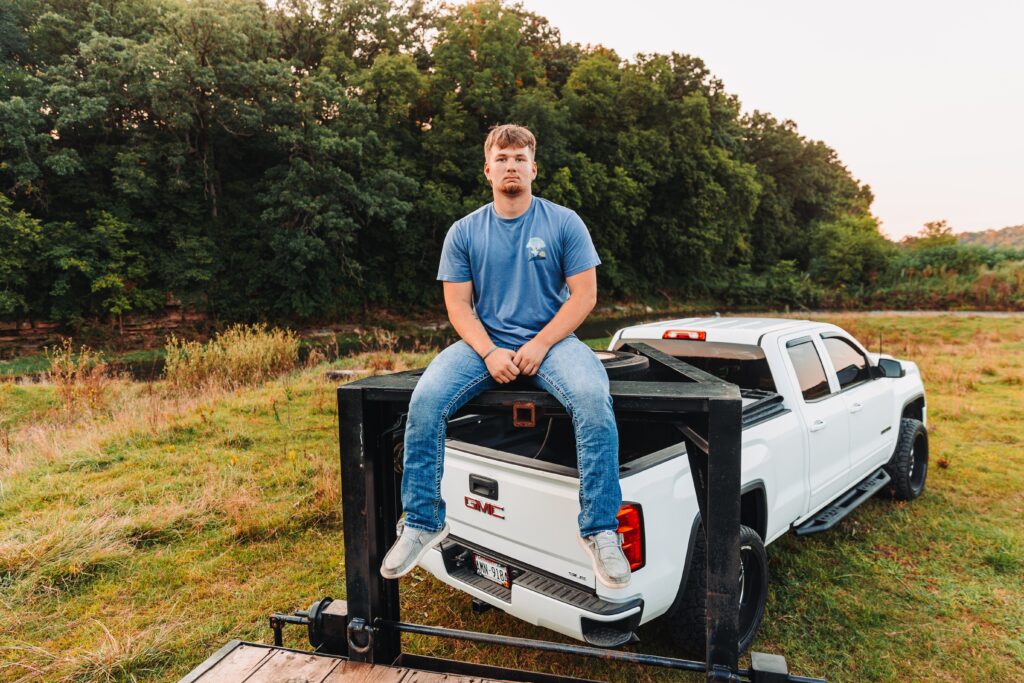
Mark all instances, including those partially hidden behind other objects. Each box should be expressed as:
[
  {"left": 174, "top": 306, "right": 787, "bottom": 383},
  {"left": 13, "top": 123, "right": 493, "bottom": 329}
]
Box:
[
  {"left": 45, "top": 339, "right": 111, "bottom": 411},
  {"left": 2, "top": 621, "right": 175, "bottom": 683},
  {"left": 0, "top": 512, "right": 133, "bottom": 598},
  {"left": 163, "top": 323, "right": 299, "bottom": 391}
]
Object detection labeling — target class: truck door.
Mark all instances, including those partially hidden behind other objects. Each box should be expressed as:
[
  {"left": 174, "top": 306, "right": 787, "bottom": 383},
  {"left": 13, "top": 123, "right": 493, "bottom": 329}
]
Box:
[
  {"left": 781, "top": 335, "right": 851, "bottom": 512},
  {"left": 820, "top": 333, "right": 896, "bottom": 479}
]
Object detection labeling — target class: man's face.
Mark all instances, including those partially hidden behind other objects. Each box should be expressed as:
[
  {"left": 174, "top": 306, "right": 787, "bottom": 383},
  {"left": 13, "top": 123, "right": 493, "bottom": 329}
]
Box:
[{"left": 484, "top": 145, "right": 537, "bottom": 197}]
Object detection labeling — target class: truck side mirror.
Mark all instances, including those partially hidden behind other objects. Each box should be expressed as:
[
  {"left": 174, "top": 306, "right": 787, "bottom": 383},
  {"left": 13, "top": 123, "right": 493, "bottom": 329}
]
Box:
[{"left": 876, "top": 358, "right": 905, "bottom": 378}]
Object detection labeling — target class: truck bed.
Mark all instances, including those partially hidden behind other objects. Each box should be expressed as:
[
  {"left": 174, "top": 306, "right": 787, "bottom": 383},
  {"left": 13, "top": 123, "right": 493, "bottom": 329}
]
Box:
[{"left": 446, "top": 388, "right": 786, "bottom": 474}]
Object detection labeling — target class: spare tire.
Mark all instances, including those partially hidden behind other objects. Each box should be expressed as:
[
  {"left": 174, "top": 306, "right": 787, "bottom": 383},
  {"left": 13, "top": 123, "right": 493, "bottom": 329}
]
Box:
[{"left": 593, "top": 350, "right": 650, "bottom": 379}]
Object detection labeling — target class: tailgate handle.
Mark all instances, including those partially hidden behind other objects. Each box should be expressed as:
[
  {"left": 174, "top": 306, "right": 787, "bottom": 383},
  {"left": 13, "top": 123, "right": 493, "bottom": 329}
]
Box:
[
  {"left": 469, "top": 475, "right": 499, "bottom": 500},
  {"left": 512, "top": 401, "right": 536, "bottom": 428}
]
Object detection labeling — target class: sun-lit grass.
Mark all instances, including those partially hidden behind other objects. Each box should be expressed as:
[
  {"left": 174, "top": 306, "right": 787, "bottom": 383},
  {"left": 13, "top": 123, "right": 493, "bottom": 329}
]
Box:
[
  {"left": 0, "top": 355, "right": 50, "bottom": 378},
  {"left": 1, "top": 315, "right": 1022, "bottom": 682},
  {"left": 163, "top": 323, "right": 300, "bottom": 391}
]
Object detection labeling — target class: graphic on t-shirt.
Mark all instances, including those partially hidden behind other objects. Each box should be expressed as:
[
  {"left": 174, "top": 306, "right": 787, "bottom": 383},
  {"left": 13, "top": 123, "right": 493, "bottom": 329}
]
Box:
[{"left": 526, "top": 237, "right": 547, "bottom": 260}]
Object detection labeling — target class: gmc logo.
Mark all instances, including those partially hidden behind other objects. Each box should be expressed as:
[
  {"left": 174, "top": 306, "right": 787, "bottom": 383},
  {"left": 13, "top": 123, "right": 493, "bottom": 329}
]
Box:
[{"left": 464, "top": 496, "right": 505, "bottom": 519}]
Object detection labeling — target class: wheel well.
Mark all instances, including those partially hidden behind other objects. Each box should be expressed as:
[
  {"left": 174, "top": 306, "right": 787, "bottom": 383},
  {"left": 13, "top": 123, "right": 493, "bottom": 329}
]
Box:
[
  {"left": 740, "top": 486, "right": 767, "bottom": 540},
  {"left": 902, "top": 396, "right": 925, "bottom": 422}
]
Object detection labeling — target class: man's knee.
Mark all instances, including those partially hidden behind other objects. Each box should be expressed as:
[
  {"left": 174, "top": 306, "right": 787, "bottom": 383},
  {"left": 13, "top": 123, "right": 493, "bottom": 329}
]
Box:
[
  {"left": 408, "top": 383, "right": 449, "bottom": 423},
  {"left": 566, "top": 385, "right": 614, "bottom": 421}
]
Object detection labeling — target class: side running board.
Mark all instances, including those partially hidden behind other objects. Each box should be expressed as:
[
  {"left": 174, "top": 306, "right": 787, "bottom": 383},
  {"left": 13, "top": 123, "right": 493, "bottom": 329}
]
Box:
[{"left": 794, "top": 468, "right": 891, "bottom": 536}]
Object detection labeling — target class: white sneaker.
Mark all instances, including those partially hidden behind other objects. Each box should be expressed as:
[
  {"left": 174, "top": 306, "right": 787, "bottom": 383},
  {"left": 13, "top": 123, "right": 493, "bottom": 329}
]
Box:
[
  {"left": 380, "top": 520, "right": 450, "bottom": 579},
  {"left": 578, "top": 530, "right": 632, "bottom": 588}
]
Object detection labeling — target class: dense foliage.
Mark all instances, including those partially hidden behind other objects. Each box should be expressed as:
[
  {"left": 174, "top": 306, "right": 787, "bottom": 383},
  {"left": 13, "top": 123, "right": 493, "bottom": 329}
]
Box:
[
  {"left": 2, "top": 0, "right": 1021, "bottom": 324},
  {"left": 958, "top": 223, "right": 1024, "bottom": 249}
]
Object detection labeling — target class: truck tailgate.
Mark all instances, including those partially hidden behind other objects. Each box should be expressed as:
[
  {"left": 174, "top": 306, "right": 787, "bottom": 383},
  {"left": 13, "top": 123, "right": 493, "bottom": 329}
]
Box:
[{"left": 441, "top": 443, "right": 593, "bottom": 587}]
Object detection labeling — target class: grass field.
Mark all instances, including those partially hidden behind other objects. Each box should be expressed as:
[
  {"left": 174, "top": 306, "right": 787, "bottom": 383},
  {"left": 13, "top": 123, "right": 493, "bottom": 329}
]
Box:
[{"left": 1, "top": 314, "right": 1022, "bottom": 682}]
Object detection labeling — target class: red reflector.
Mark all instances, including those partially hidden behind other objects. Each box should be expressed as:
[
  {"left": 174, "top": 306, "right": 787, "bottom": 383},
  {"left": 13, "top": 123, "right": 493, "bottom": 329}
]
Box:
[
  {"left": 616, "top": 504, "right": 645, "bottom": 571},
  {"left": 663, "top": 329, "right": 706, "bottom": 341}
]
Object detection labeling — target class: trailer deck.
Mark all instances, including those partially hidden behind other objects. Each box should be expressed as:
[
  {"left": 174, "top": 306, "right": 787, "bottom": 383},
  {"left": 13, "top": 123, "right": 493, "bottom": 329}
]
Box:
[{"left": 179, "top": 641, "right": 515, "bottom": 683}]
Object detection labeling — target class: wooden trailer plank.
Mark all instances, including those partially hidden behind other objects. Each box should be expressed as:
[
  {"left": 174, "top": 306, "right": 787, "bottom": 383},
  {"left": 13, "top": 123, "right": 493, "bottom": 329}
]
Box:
[
  {"left": 241, "top": 648, "right": 341, "bottom": 682},
  {"left": 401, "top": 672, "right": 505, "bottom": 683},
  {"left": 322, "top": 660, "right": 403, "bottom": 682},
  {"left": 186, "top": 642, "right": 274, "bottom": 682},
  {"left": 322, "top": 660, "right": 507, "bottom": 683},
  {"left": 180, "top": 643, "right": 516, "bottom": 683},
  {"left": 318, "top": 660, "right": 373, "bottom": 683}
]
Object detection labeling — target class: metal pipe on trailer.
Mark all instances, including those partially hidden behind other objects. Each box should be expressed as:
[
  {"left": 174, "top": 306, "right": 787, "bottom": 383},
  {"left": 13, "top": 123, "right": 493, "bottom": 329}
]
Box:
[
  {"left": 269, "top": 601, "right": 824, "bottom": 682},
  {"left": 334, "top": 342, "right": 823, "bottom": 683}
]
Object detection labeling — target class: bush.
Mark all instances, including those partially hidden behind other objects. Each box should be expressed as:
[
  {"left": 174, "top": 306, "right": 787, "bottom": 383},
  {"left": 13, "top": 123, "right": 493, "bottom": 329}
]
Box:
[
  {"left": 163, "top": 324, "right": 300, "bottom": 391},
  {"left": 45, "top": 339, "right": 111, "bottom": 411},
  {"left": 710, "top": 261, "right": 822, "bottom": 310}
]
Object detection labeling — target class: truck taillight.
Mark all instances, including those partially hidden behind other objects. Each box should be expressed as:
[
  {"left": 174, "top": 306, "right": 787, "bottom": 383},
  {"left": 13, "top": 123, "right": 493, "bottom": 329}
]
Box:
[
  {"left": 663, "top": 329, "right": 706, "bottom": 340},
  {"left": 616, "top": 504, "right": 645, "bottom": 571}
]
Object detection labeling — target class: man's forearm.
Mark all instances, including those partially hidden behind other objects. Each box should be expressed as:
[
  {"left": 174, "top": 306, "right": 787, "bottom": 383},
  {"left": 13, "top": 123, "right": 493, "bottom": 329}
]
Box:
[
  {"left": 534, "top": 293, "right": 596, "bottom": 348},
  {"left": 448, "top": 304, "right": 498, "bottom": 357}
]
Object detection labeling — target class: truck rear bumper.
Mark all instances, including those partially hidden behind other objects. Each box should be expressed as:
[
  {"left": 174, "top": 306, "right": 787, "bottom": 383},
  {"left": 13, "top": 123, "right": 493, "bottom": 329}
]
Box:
[{"left": 419, "top": 537, "right": 643, "bottom": 645}]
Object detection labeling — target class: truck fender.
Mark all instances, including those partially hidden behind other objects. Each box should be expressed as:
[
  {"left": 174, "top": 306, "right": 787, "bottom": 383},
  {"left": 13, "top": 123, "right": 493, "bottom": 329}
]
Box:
[
  {"left": 740, "top": 481, "right": 768, "bottom": 542},
  {"left": 901, "top": 394, "right": 926, "bottom": 423},
  {"left": 677, "top": 482, "right": 768, "bottom": 591},
  {"left": 673, "top": 514, "right": 704, "bottom": 607}
]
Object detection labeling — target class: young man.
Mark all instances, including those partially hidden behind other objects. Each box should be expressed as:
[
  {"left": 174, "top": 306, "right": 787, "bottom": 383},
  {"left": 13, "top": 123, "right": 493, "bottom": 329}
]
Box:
[{"left": 380, "top": 124, "right": 630, "bottom": 588}]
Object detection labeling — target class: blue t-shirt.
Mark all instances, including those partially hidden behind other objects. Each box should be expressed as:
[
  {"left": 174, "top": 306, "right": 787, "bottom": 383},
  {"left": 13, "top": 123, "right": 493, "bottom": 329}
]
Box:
[{"left": 437, "top": 196, "right": 601, "bottom": 349}]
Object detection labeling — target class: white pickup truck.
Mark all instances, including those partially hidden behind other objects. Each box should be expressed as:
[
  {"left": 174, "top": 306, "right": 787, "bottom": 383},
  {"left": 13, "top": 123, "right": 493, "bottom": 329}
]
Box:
[{"left": 414, "top": 316, "right": 929, "bottom": 654}]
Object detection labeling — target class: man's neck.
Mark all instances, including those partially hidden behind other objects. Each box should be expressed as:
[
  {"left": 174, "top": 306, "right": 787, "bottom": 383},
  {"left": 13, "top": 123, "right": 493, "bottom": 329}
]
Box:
[{"left": 492, "top": 191, "right": 533, "bottom": 219}]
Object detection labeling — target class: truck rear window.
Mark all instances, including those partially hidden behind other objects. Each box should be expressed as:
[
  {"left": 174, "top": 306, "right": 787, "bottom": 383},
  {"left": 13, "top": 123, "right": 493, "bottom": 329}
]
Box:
[
  {"left": 786, "top": 339, "right": 830, "bottom": 401},
  {"left": 612, "top": 339, "right": 776, "bottom": 392}
]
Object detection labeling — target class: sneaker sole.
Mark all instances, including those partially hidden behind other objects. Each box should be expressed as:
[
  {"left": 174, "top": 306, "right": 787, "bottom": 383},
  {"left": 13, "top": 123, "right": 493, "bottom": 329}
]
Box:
[
  {"left": 381, "top": 524, "right": 450, "bottom": 579},
  {"left": 577, "top": 534, "right": 631, "bottom": 589}
]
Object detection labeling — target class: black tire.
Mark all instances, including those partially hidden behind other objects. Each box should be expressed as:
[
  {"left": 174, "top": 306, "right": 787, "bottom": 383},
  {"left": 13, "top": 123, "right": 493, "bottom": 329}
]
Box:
[
  {"left": 662, "top": 523, "right": 768, "bottom": 657},
  {"left": 593, "top": 350, "right": 650, "bottom": 379},
  {"left": 885, "top": 418, "right": 928, "bottom": 500}
]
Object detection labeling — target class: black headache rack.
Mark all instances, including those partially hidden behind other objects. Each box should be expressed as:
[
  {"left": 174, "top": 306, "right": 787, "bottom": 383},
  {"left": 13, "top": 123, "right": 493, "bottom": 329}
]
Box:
[{"left": 267, "top": 342, "right": 826, "bottom": 683}]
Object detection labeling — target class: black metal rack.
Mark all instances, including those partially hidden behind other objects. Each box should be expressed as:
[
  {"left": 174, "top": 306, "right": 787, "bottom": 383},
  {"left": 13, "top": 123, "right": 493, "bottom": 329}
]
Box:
[{"left": 326, "top": 342, "right": 825, "bottom": 683}]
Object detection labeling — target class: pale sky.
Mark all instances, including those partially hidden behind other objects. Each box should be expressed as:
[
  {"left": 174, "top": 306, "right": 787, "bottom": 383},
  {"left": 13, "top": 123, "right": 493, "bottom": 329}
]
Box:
[{"left": 514, "top": 0, "right": 1024, "bottom": 240}]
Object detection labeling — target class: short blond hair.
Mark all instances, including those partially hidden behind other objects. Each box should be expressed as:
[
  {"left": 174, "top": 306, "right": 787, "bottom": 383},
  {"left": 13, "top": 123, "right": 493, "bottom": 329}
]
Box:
[{"left": 484, "top": 124, "right": 536, "bottom": 160}]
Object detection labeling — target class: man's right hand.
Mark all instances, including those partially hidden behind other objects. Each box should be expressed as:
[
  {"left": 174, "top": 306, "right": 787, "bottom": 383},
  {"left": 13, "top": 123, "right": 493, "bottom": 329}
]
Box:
[{"left": 485, "top": 348, "right": 520, "bottom": 384}]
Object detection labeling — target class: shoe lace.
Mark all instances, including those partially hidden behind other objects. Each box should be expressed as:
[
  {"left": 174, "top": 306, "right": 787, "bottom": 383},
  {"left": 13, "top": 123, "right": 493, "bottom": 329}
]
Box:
[{"left": 592, "top": 530, "right": 621, "bottom": 552}]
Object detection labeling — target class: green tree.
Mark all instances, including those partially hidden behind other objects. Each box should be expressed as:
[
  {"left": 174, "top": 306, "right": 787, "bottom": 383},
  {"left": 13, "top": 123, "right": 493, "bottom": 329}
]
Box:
[
  {"left": 740, "top": 112, "right": 873, "bottom": 271},
  {"left": 0, "top": 195, "right": 43, "bottom": 317},
  {"left": 902, "top": 219, "right": 958, "bottom": 249},
  {"left": 46, "top": 211, "right": 161, "bottom": 322},
  {"left": 809, "top": 214, "right": 895, "bottom": 289}
]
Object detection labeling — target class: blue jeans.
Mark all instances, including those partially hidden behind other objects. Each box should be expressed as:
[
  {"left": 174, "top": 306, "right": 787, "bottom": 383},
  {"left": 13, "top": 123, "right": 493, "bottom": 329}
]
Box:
[{"left": 401, "top": 337, "right": 622, "bottom": 537}]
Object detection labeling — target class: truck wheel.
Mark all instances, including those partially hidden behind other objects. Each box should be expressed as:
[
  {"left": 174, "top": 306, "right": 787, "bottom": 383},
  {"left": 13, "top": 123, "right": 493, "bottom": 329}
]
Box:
[
  {"left": 662, "top": 524, "right": 768, "bottom": 657},
  {"left": 593, "top": 350, "right": 650, "bottom": 379},
  {"left": 885, "top": 418, "right": 928, "bottom": 500}
]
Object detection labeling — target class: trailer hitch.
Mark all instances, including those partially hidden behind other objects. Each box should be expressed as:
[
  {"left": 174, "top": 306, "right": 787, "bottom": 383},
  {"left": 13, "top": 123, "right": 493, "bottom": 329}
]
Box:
[{"left": 512, "top": 400, "right": 536, "bottom": 427}]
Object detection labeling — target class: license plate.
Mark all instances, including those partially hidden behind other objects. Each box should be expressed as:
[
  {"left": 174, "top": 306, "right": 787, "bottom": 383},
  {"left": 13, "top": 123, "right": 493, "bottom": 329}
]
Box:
[{"left": 473, "top": 554, "right": 509, "bottom": 587}]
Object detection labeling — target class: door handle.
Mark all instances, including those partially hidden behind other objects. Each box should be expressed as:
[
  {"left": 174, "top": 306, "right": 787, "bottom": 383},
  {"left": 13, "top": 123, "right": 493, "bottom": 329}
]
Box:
[
  {"left": 809, "top": 419, "right": 827, "bottom": 432},
  {"left": 849, "top": 402, "right": 864, "bottom": 414}
]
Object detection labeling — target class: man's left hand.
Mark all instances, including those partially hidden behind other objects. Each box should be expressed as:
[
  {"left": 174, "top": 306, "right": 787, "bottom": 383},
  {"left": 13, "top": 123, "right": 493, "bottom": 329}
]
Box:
[{"left": 513, "top": 339, "right": 551, "bottom": 376}]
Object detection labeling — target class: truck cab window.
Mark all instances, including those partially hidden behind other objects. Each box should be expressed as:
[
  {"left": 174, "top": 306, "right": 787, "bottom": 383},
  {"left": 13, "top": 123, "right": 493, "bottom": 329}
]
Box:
[
  {"left": 786, "top": 340, "right": 830, "bottom": 401},
  {"left": 822, "top": 336, "right": 870, "bottom": 390}
]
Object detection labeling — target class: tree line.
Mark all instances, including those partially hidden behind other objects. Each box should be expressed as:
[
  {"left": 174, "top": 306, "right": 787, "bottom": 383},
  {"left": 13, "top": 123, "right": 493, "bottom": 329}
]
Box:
[{"left": 2, "top": 0, "right": 1022, "bottom": 326}]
